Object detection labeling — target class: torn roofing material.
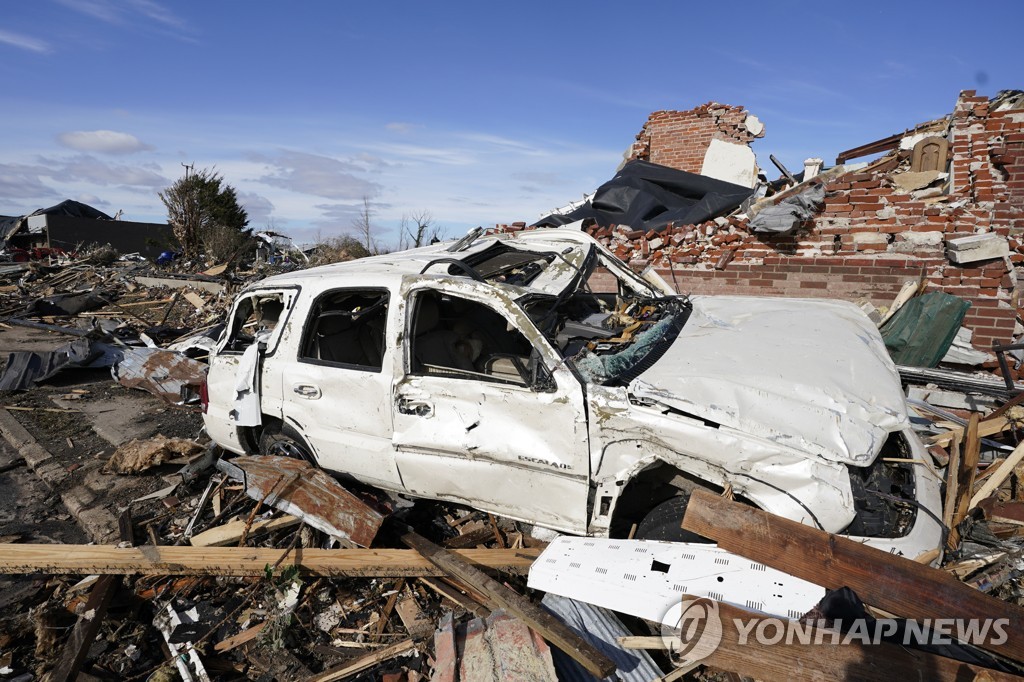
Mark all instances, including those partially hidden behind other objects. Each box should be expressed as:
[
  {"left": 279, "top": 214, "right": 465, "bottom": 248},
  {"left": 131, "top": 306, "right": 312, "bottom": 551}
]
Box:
[
  {"left": 112, "top": 348, "right": 208, "bottom": 404},
  {"left": 534, "top": 160, "right": 753, "bottom": 232},
  {"left": 0, "top": 339, "right": 120, "bottom": 392},
  {"left": 216, "top": 455, "right": 386, "bottom": 548}
]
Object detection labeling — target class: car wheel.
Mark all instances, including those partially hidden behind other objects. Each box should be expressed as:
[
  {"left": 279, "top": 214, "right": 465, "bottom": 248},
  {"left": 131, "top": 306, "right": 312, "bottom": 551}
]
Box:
[
  {"left": 258, "top": 423, "right": 315, "bottom": 464},
  {"left": 634, "top": 493, "right": 709, "bottom": 543}
]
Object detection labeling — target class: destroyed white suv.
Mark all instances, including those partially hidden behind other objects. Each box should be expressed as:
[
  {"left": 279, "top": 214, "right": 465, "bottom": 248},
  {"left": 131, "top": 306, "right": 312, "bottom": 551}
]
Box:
[{"left": 203, "top": 228, "right": 943, "bottom": 558}]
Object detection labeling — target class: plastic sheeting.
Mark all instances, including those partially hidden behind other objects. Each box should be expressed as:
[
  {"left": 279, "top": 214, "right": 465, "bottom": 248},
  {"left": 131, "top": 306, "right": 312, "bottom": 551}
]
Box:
[
  {"left": 0, "top": 339, "right": 120, "bottom": 391},
  {"left": 535, "top": 160, "right": 753, "bottom": 232},
  {"left": 881, "top": 291, "right": 971, "bottom": 368}
]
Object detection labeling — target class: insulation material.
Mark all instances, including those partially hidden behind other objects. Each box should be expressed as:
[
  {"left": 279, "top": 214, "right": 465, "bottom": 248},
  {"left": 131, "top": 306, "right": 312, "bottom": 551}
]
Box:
[
  {"left": 103, "top": 435, "right": 205, "bottom": 474},
  {"left": 748, "top": 183, "right": 826, "bottom": 233},
  {"left": 528, "top": 537, "right": 825, "bottom": 625},
  {"left": 431, "top": 609, "right": 557, "bottom": 682}
]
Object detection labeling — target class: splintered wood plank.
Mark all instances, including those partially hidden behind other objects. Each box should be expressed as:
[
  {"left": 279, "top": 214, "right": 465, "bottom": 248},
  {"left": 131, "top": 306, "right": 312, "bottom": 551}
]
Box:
[
  {"left": 400, "top": 529, "right": 616, "bottom": 679},
  {"left": 626, "top": 598, "right": 1023, "bottom": 682},
  {"left": 0, "top": 544, "right": 540, "bottom": 577},
  {"left": 189, "top": 515, "right": 300, "bottom": 547},
  {"left": 681, "top": 489, "right": 1024, "bottom": 664},
  {"left": 950, "top": 413, "right": 982, "bottom": 547},
  {"left": 47, "top": 575, "right": 119, "bottom": 682}
]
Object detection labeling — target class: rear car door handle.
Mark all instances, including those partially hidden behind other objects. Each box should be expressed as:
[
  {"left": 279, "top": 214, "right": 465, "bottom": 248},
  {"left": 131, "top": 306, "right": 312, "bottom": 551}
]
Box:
[{"left": 293, "top": 383, "right": 322, "bottom": 399}]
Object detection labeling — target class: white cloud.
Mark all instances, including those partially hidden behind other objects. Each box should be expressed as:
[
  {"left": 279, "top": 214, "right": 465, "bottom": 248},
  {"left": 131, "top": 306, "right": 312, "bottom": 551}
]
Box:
[
  {"left": 0, "top": 29, "right": 50, "bottom": 54},
  {"left": 57, "top": 130, "right": 154, "bottom": 154},
  {"left": 385, "top": 122, "right": 420, "bottom": 134},
  {"left": 252, "top": 151, "right": 382, "bottom": 200},
  {"left": 40, "top": 154, "right": 168, "bottom": 188},
  {"left": 238, "top": 191, "right": 274, "bottom": 226},
  {"left": 55, "top": 0, "right": 193, "bottom": 40},
  {"left": 0, "top": 162, "right": 58, "bottom": 201},
  {"left": 75, "top": 193, "right": 110, "bottom": 207}
]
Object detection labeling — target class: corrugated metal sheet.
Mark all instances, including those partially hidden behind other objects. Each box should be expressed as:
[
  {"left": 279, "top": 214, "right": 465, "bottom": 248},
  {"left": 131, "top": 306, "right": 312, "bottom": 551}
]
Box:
[
  {"left": 112, "top": 348, "right": 207, "bottom": 404},
  {"left": 217, "top": 456, "right": 385, "bottom": 548}
]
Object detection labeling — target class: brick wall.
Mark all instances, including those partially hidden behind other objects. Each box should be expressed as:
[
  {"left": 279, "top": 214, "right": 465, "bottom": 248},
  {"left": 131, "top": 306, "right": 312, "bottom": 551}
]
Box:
[
  {"left": 503, "top": 90, "right": 1024, "bottom": 372},
  {"left": 628, "top": 102, "right": 764, "bottom": 174}
]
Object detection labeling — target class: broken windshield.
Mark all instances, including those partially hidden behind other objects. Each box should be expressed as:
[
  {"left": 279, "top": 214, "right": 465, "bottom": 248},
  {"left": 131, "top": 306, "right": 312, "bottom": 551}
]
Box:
[{"left": 519, "top": 249, "right": 691, "bottom": 386}]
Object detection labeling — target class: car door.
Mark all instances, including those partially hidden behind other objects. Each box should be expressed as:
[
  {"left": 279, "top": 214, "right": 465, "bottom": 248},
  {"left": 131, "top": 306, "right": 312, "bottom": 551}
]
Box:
[
  {"left": 392, "top": 282, "right": 590, "bottom": 533},
  {"left": 275, "top": 286, "right": 403, "bottom": 489}
]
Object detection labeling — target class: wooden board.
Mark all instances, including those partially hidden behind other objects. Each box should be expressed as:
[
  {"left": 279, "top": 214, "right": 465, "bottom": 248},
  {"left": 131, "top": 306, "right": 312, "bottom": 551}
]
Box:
[
  {"left": 189, "top": 515, "right": 300, "bottom": 547},
  {"left": 681, "top": 489, "right": 1024, "bottom": 663},
  {"left": 622, "top": 599, "right": 1023, "bottom": 682},
  {"left": 0, "top": 544, "right": 540, "bottom": 577}
]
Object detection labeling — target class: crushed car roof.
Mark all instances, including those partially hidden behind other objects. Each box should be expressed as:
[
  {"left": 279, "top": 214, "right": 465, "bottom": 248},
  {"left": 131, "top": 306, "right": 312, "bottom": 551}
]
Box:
[{"left": 245, "top": 229, "right": 596, "bottom": 297}]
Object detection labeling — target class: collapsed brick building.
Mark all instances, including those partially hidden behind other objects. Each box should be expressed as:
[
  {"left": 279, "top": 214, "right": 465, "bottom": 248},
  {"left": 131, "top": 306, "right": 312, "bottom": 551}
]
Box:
[{"left": 513, "top": 90, "right": 1024, "bottom": 366}]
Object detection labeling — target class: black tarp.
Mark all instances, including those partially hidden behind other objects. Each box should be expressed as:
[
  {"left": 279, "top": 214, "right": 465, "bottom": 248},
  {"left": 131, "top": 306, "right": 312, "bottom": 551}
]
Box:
[
  {"left": 0, "top": 339, "right": 121, "bottom": 392},
  {"left": 30, "top": 200, "right": 113, "bottom": 221},
  {"left": 534, "top": 160, "right": 754, "bottom": 232}
]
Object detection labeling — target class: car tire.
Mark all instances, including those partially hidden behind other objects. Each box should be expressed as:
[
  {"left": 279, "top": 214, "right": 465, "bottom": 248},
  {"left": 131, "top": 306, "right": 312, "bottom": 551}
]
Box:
[
  {"left": 258, "top": 423, "right": 316, "bottom": 464},
  {"left": 634, "top": 493, "right": 709, "bottom": 543}
]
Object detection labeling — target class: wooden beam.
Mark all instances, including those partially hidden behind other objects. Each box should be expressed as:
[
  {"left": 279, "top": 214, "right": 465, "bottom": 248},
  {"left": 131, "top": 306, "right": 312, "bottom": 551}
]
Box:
[
  {"left": 189, "top": 515, "right": 300, "bottom": 547},
  {"left": 950, "top": 413, "right": 982, "bottom": 547},
  {"left": 311, "top": 639, "right": 417, "bottom": 682},
  {"left": 929, "top": 415, "right": 1014, "bottom": 447},
  {"left": 400, "top": 529, "right": 617, "bottom": 679},
  {"left": 681, "top": 489, "right": 1024, "bottom": 663},
  {"left": 0, "top": 544, "right": 540, "bottom": 577},
  {"left": 622, "top": 599, "right": 1023, "bottom": 682},
  {"left": 46, "top": 575, "right": 118, "bottom": 682},
  {"left": 971, "top": 441, "right": 1024, "bottom": 509}
]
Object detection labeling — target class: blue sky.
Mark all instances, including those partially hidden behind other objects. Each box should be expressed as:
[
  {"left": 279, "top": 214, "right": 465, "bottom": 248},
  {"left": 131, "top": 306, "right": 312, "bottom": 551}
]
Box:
[{"left": 1, "top": 1, "right": 1021, "bottom": 246}]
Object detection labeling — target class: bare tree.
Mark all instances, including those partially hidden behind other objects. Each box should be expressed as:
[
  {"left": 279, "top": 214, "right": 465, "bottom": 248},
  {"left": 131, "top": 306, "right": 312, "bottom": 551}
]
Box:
[
  {"left": 352, "top": 196, "right": 376, "bottom": 254},
  {"left": 398, "top": 209, "right": 446, "bottom": 250}
]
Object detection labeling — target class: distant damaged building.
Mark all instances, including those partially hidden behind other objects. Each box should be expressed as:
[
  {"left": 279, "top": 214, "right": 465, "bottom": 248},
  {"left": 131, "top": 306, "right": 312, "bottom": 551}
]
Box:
[{"left": 0, "top": 199, "right": 176, "bottom": 260}]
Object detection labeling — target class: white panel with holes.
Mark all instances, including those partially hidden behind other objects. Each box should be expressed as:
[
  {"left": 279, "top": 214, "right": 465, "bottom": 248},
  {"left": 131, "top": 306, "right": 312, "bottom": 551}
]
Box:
[{"left": 527, "top": 537, "right": 825, "bottom": 623}]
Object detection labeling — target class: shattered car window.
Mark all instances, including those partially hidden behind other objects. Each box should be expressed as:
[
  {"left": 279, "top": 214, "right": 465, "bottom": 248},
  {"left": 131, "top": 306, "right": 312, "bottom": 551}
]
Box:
[
  {"left": 521, "top": 248, "right": 691, "bottom": 386},
  {"left": 300, "top": 289, "right": 388, "bottom": 371},
  {"left": 408, "top": 291, "right": 539, "bottom": 387},
  {"left": 224, "top": 292, "right": 288, "bottom": 353}
]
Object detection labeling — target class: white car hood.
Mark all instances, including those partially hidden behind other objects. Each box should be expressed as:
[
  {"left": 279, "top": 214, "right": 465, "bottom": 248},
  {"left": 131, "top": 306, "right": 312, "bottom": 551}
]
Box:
[{"left": 629, "top": 296, "right": 908, "bottom": 465}]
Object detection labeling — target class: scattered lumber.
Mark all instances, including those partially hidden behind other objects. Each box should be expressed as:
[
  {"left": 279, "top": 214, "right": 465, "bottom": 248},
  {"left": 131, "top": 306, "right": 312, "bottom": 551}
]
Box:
[
  {"left": 400, "top": 529, "right": 617, "bottom": 679},
  {"left": 681, "top": 489, "right": 1024, "bottom": 663},
  {"left": 972, "top": 441, "right": 1024, "bottom": 508}
]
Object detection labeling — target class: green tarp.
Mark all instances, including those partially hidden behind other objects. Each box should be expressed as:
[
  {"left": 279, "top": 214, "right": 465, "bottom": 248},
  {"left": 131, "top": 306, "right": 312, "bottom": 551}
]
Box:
[{"left": 880, "top": 291, "right": 970, "bottom": 368}]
